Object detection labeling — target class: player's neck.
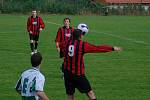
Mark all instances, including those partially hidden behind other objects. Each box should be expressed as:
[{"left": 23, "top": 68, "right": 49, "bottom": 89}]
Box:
[
  {"left": 66, "top": 26, "right": 69, "bottom": 29},
  {"left": 33, "top": 15, "right": 37, "bottom": 18},
  {"left": 32, "top": 66, "right": 40, "bottom": 70}
]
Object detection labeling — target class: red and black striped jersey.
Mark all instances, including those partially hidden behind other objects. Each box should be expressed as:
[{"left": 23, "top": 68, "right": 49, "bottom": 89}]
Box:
[
  {"left": 60, "top": 40, "right": 114, "bottom": 76},
  {"left": 27, "top": 16, "right": 45, "bottom": 35},
  {"left": 55, "top": 26, "right": 74, "bottom": 43}
]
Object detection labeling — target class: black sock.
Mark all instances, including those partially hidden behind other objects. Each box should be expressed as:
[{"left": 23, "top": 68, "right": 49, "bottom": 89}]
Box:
[
  {"left": 30, "top": 43, "right": 34, "bottom": 52},
  {"left": 35, "top": 42, "right": 38, "bottom": 50}
]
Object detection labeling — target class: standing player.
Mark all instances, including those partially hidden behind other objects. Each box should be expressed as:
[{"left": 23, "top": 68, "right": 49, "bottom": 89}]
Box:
[
  {"left": 27, "top": 10, "right": 45, "bottom": 55},
  {"left": 55, "top": 17, "right": 74, "bottom": 57},
  {"left": 55, "top": 18, "right": 74, "bottom": 78},
  {"left": 60, "top": 29, "right": 122, "bottom": 100},
  {"left": 15, "top": 52, "right": 49, "bottom": 100}
]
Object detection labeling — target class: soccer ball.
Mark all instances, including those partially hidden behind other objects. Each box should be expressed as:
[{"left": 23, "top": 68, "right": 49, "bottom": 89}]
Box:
[{"left": 77, "top": 23, "right": 89, "bottom": 35}]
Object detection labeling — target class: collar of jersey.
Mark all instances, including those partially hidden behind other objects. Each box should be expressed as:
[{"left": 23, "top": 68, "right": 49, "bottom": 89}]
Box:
[{"left": 31, "top": 67, "right": 39, "bottom": 71}]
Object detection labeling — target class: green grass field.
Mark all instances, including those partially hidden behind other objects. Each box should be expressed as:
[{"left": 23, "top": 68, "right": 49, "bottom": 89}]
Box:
[{"left": 0, "top": 14, "right": 150, "bottom": 100}]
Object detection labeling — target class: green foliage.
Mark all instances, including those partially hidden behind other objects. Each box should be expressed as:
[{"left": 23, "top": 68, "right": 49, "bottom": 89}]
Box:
[{"left": 0, "top": 0, "right": 103, "bottom": 14}]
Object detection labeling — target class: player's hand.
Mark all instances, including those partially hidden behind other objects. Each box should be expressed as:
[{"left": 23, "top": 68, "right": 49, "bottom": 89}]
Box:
[
  {"left": 29, "top": 31, "right": 32, "bottom": 34},
  {"left": 39, "top": 28, "right": 43, "bottom": 31},
  {"left": 57, "top": 47, "right": 60, "bottom": 52},
  {"left": 113, "top": 46, "right": 122, "bottom": 51}
]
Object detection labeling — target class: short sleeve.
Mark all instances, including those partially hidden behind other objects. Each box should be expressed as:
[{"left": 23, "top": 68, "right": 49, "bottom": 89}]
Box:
[
  {"left": 35, "top": 73, "right": 45, "bottom": 92},
  {"left": 55, "top": 28, "right": 62, "bottom": 42}
]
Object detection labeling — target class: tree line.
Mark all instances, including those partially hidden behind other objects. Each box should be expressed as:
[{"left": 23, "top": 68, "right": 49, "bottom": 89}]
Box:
[{"left": 0, "top": 0, "right": 103, "bottom": 15}]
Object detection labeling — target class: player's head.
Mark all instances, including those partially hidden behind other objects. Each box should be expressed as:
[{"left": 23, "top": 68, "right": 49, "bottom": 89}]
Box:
[
  {"left": 31, "top": 52, "right": 42, "bottom": 67},
  {"left": 32, "top": 9, "right": 37, "bottom": 17},
  {"left": 73, "top": 29, "right": 82, "bottom": 40},
  {"left": 63, "top": 17, "right": 71, "bottom": 28}
]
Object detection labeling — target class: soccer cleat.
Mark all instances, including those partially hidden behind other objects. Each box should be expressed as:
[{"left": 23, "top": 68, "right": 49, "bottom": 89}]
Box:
[
  {"left": 31, "top": 52, "right": 34, "bottom": 55},
  {"left": 34, "top": 49, "right": 37, "bottom": 53}
]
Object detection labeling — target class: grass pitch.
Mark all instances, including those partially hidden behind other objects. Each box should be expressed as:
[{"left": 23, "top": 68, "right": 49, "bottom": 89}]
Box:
[{"left": 0, "top": 14, "right": 150, "bottom": 100}]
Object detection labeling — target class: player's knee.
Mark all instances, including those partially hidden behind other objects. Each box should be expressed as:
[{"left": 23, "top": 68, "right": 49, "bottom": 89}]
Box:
[
  {"left": 35, "top": 41, "right": 38, "bottom": 43},
  {"left": 34, "top": 41, "right": 38, "bottom": 44},
  {"left": 30, "top": 40, "right": 34, "bottom": 43}
]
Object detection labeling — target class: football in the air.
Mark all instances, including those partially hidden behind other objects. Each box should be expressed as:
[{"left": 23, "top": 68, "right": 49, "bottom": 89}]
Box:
[{"left": 77, "top": 23, "right": 89, "bottom": 35}]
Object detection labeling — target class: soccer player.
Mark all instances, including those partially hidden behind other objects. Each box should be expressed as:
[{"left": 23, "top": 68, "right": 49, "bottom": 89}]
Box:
[
  {"left": 55, "top": 18, "right": 74, "bottom": 78},
  {"left": 15, "top": 52, "right": 49, "bottom": 100},
  {"left": 55, "top": 17, "right": 74, "bottom": 57},
  {"left": 60, "top": 29, "right": 122, "bottom": 100},
  {"left": 27, "top": 10, "right": 45, "bottom": 55}
]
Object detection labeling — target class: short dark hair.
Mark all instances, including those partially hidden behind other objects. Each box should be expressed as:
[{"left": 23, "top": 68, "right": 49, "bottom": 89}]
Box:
[
  {"left": 32, "top": 8, "right": 37, "bottom": 11},
  {"left": 31, "top": 52, "right": 42, "bottom": 67},
  {"left": 64, "top": 17, "right": 71, "bottom": 23},
  {"left": 73, "top": 29, "right": 82, "bottom": 40}
]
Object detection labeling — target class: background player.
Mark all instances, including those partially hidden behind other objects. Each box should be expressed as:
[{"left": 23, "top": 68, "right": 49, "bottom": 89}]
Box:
[
  {"left": 55, "top": 18, "right": 74, "bottom": 78},
  {"left": 27, "top": 10, "right": 45, "bottom": 55}
]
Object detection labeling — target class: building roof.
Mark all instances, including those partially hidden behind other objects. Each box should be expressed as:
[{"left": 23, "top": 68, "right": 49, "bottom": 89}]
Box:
[{"left": 96, "top": 0, "right": 150, "bottom": 4}]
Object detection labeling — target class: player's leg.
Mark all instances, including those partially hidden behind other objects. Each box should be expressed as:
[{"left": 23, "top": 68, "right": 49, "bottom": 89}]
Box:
[
  {"left": 29, "top": 33, "right": 34, "bottom": 55},
  {"left": 34, "top": 41, "right": 38, "bottom": 53},
  {"left": 34, "top": 35, "right": 39, "bottom": 53},
  {"left": 76, "top": 76, "right": 97, "bottom": 100},
  {"left": 64, "top": 70, "right": 75, "bottom": 100}
]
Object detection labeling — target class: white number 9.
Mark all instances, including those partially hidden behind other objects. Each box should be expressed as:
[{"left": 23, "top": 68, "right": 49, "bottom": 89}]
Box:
[{"left": 68, "top": 45, "right": 74, "bottom": 57}]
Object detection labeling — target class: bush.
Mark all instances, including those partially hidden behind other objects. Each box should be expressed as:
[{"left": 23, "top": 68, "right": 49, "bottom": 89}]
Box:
[{"left": 1, "top": 0, "right": 103, "bottom": 15}]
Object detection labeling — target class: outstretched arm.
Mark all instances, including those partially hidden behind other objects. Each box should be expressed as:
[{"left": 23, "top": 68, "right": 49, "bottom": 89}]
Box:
[{"left": 84, "top": 42, "right": 122, "bottom": 53}]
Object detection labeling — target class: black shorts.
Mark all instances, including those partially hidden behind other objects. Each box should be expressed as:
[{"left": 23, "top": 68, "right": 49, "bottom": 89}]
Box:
[
  {"left": 29, "top": 33, "right": 39, "bottom": 41},
  {"left": 64, "top": 70, "right": 92, "bottom": 95},
  {"left": 22, "top": 96, "right": 36, "bottom": 100}
]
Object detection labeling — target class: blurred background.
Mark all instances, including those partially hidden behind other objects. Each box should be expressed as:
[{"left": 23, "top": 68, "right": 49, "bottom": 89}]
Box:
[{"left": 0, "top": 0, "right": 150, "bottom": 15}]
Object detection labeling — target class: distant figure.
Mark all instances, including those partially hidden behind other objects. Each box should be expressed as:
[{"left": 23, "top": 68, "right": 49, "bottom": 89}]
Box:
[
  {"left": 15, "top": 52, "right": 49, "bottom": 100},
  {"left": 27, "top": 10, "right": 45, "bottom": 55},
  {"left": 60, "top": 29, "right": 122, "bottom": 100}
]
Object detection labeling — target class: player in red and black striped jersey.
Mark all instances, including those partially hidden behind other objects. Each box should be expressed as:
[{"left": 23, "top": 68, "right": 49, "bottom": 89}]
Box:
[
  {"left": 55, "top": 18, "right": 74, "bottom": 79},
  {"left": 27, "top": 10, "right": 45, "bottom": 55},
  {"left": 55, "top": 18, "right": 74, "bottom": 58},
  {"left": 60, "top": 29, "right": 122, "bottom": 100}
]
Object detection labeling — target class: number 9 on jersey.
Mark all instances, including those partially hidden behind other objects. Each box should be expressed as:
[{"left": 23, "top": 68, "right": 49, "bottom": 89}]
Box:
[{"left": 68, "top": 45, "right": 74, "bottom": 57}]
